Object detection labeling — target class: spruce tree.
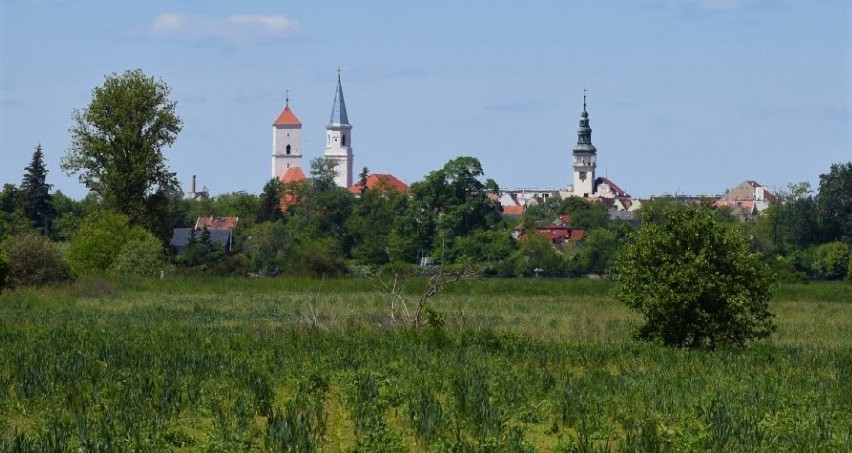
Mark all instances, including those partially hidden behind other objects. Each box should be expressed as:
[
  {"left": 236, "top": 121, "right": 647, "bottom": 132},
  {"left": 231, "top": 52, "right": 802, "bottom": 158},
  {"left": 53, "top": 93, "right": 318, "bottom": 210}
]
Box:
[
  {"left": 20, "top": 145, "right": 55, "bottom": 234},
  {"left": 257, "top": 178, "right": 284, "bottom": 223}
]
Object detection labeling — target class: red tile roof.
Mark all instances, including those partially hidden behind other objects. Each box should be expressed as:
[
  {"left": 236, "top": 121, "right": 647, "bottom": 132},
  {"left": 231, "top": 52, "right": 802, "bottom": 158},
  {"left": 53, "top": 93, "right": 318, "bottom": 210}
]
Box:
[
  {"left": 280, "top": 167, "right": 307, "bottom": 184},
  {"left": 503, "top": 205, "right": 524, "bottom": 216},
  {"left": 349, "top": 174, "right": 410, "bottom": 194},
  {"left": 273, "top": 106, "right": 302, "bottom": 127},
  {"left": 195, "top": 216, "right": 239, "bottom": 230}
]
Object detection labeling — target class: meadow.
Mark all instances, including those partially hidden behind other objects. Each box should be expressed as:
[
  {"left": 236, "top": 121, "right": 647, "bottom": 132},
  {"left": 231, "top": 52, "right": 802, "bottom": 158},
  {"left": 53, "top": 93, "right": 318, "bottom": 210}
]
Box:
[{"left": 0, "top": 276, "right": 849, "bottom": 451}]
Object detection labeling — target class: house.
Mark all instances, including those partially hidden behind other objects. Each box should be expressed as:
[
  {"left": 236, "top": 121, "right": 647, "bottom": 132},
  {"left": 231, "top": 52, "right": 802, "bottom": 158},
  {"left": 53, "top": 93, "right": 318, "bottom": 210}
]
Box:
[
  {"left": 518, "top": 214, "right": 586, "bottom": 247},
  {"left": 170, "top": 216, "right": 239, "bottom": 253},
  {"left": 713, "top": 180, "right": 775, "bottom": 214},
  {"left": 348, "top": 173, "right": 410, "bottom": 195}
]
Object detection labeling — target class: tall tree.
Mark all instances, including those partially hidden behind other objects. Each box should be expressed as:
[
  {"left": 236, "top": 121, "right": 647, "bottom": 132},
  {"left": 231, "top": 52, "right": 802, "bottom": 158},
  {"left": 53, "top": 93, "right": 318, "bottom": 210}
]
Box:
[
  {"left": 816, "top": 162, "right": 852, "bottom": 243},
  {"left": 407, "top": 156, "right": 502, "bottom": 261},
  {"left": 61, "top": 69, "right": 181, "bottom": 238},
  {"left": 20, "top": 145, "right": 55, "bottom": 234},
  {"left": 257, "top": 178, "right": 285, "bottom": 223}
]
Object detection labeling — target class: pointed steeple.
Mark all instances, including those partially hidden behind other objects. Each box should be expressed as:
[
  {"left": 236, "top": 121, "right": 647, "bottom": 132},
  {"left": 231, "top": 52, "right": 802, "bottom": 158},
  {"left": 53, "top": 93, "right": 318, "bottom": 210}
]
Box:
[
  {"left": 273, "top": 90, "right": 301, "bottom": 126},
  {"left": 573, "top": 89, "right": 596, "bottom": 154},
  {"left": 329, "top": 70, "right": 350, "bottom": 126}
]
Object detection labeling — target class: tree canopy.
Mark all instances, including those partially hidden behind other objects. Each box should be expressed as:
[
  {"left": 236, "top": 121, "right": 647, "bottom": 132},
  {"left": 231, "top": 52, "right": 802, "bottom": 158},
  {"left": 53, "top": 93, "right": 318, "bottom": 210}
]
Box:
[
  {"left": 62, "top": 69, "right": 181, "bottom": 239},
  {"left": 615, "top": 207, "right": 776, "bottom": 349}
]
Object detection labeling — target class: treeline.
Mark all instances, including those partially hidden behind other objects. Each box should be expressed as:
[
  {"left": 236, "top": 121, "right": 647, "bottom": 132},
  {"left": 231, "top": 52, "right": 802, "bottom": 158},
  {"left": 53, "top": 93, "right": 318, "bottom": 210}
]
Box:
[
  {"left": 4, "top": 69, "right": 848, "bottom": 289},
  {"left": 1, "top": 144, "right": 849, "bottom": 287}
]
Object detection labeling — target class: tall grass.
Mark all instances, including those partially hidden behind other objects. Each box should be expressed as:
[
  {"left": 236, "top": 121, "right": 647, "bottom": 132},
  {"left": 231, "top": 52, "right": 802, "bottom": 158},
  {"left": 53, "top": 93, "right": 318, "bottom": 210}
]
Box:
[{"left": 0, "top": 277, "right": 849, "bottom": 450}]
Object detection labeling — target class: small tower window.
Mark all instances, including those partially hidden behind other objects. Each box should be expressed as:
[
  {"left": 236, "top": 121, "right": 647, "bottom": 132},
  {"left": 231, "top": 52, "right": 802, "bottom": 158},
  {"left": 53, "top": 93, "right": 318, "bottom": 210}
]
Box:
[
  {"left": 342, "top": 134, "right": 347, "bottom": 146},
  {"left": 286, "top": 145, "right": 291, "bottom": 155}
]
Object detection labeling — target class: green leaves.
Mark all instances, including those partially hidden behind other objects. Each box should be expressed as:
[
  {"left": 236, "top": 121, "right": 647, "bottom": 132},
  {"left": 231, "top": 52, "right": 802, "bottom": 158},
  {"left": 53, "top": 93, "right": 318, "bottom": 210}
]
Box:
[
  {"left": 62, "top": 69, "right": 181, "bottom": 236},
  {"left": 616, "top": 207, "right": 776, "bottom": 349}
]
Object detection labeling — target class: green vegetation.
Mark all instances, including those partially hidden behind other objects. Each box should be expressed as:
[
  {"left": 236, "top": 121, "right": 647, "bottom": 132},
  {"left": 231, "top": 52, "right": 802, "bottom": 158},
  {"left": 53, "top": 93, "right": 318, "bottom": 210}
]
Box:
[
  {"left": 0, "top": 233, "right": 71, "bottom": 288},
  {"left": 0, "top": 278, "right": 849, "bottom": 451},
  {"left": 616, "top": 207, "right": 776, "bottom": 349},
  {"left": 62, "top": 68, "right": 182, "bottom": 241}
]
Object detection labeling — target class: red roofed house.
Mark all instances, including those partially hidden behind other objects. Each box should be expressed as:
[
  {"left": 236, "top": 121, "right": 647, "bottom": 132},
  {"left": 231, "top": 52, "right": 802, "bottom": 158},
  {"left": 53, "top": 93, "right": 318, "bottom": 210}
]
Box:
[
  {"left": 348, "top": 173, "right": 410, "bottom": 195},
  {"left": 195, "top": 216, "right": 239, "bottom": 230}
]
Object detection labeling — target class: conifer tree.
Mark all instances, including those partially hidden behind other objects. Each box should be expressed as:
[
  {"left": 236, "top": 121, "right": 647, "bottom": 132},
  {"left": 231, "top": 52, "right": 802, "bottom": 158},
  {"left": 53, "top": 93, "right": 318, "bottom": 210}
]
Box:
[
  {"left": 20, "top": 145, "right": 55, "bottom": 234},
  {"left": 257, "top": 178, "right": 284, "bottom": 223}
]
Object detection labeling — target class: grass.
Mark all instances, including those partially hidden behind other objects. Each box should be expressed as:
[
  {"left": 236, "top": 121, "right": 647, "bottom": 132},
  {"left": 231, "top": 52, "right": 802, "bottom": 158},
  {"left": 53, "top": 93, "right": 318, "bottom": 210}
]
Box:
[{"left": 0, "top": 277, "right": 850, "bottom": 451}]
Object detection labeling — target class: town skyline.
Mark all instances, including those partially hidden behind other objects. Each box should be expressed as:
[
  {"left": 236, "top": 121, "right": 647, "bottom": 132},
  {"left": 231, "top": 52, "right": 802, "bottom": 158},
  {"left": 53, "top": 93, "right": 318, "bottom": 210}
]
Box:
[{"left": 1, "top": 0, "right": 848, "bottom": 199}]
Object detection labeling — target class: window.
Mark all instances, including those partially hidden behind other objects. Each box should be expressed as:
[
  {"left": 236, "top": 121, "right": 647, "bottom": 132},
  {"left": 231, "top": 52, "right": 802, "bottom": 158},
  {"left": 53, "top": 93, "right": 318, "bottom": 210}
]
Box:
[
  {"left": 286, "top": 145, "right": 291, "bottom": 155},
  {"left": 342, "top": 134, "right": 347, "bottom": 146}
]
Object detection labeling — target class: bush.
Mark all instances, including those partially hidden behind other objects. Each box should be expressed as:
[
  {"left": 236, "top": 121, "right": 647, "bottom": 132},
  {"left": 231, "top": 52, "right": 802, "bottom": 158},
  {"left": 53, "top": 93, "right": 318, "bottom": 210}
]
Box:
[
  {"left": 805, "top": 242, "right": 850, "bottom": 280},
  {"left": 211, "top": 253, "right": 251, "bottom": 276},
  {"left": 110, "top": 234, "right": 166, "bottom": 277},
  {"left": 615, "top": 207, "right": 776, "bottom": 349},
  {"left": 767, "top": 256, "right": 808, "bottom": 284},
  {"left": 0, "top": 252, "right": 10, "bottom": 293},
  {"left": 1, "top": 234, "right": 71, "bottom": 287},
  {"left": 291, "top": 237, "right": 347, "bottom": 277},
  {"left": 65, "top": 211, "right": 158, "bottom": 274}
]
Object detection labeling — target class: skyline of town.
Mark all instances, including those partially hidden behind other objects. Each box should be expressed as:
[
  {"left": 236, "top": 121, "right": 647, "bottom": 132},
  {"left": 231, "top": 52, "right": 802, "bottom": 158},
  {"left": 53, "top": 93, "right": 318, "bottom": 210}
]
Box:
[{"left": 1, "top": 1, "right": 848, "bottom": 199}]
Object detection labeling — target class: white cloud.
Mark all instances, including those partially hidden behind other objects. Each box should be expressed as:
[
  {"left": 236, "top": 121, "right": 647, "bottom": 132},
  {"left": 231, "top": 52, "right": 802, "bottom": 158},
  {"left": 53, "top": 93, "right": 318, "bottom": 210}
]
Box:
[{"left": 148, "top": 13, "right": 301, "bottom": 44}]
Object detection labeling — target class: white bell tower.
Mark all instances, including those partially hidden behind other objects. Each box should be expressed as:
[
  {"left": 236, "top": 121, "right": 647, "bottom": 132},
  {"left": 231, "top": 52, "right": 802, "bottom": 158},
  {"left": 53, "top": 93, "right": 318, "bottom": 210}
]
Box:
[
  {"left": 323, "top": 71, "right": 354, "bottom": 188},
  {"left": 572, "top": 90, "right": 597, "bottom": 197},
  {"left": 272, "top": 92, "right": 302, "bottom": 179}
]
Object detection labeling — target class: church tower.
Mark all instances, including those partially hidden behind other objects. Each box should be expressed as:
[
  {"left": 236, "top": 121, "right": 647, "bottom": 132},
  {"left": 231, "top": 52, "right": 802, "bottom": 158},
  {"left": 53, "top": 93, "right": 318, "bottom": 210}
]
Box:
[
  {"left": 272, "top": 94, "right": 303, "bottom": 179},
  {"left": 572, "top": 91, "right": 597, "bottom": 197},
  {"left": 323, "top": 72, "right": 354, "bottom": 188}
]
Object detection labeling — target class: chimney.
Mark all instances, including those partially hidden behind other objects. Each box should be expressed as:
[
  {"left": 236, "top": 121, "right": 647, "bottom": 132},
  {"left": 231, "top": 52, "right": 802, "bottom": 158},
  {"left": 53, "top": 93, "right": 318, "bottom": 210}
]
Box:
[{"left": 192, "top": 174, "right": 197, "bottom": 194}]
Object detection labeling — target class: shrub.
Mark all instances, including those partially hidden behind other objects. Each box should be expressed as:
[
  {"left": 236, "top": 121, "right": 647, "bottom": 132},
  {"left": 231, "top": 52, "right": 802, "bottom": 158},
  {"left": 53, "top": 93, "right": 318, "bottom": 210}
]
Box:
[
  {"left": 110, "top": 234, "right": 166, "bottom": 277},
  {"left": 211, "top": 253, "right": 251, "bottom": 276},
  {"left": 805, "top": 242, "right": 850, "bottom": 280},
  {"left": 0, "top": 251, "right": 9, "bottom": 293},
  {"left": 615, "top": 207, "right": 776, "bottom": 349},
  {"left": 65, "top": 211, "right": 158, "bottom": 274},
  {"left": 1, "top": 233, "right": 71, "bottom": 287},
  {"left": 291, "top": 237, "right": 347, "bottom": 277}
]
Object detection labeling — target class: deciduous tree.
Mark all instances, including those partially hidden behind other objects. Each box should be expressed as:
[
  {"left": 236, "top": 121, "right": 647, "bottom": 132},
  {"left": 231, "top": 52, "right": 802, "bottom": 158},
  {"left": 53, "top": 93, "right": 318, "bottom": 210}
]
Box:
[
  {"left": 62, "top": 69, "right": 181, "bottom": 238},
  {"left": 615, "top": 207, "right": 776, "bottom": 349},
  {"left": 816, "top": 162, "right": 852, "bottom": 243}
]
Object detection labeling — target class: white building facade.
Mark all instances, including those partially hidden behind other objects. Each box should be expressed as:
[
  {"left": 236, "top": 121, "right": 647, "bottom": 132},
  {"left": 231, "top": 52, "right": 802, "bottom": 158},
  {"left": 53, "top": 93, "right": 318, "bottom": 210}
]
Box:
[
  {"left": 323, "top": 74, "right": 354, "bottom": 188},
  {"left": 271, "top": 97, "right": 303, "bottom": 179}
]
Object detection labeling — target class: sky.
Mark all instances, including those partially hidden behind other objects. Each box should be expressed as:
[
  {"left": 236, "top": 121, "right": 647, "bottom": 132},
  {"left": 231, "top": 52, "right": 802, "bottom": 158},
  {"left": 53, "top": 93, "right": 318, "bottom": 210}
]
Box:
[{"left": 1, "top": 0, "right": 849, "bottom": 200}]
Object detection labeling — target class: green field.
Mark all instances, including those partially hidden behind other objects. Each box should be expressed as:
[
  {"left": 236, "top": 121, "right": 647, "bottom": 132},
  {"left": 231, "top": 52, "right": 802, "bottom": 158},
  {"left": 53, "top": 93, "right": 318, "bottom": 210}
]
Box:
[{"left": 0, "top": 277, "right": 850, "bottom": 451}]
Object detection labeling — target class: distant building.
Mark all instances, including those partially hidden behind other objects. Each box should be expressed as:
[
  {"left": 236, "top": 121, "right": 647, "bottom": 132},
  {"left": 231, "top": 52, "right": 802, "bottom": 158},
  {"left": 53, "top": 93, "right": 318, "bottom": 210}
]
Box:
[
  {"left": 324, "top": 73, "right": 354, "bottom": 189},
  {"left": 348, "top": 173, "right": 410, "bottom": 195},
  {"left": 270, "top": 73, "right": 352, "bottom": 187},
  {"left": 713, "top": 180, "right": 775, "bottom": 214},
  {"left": 497, "top": 93, "right": 635, "bottom": 215},
  {"left": 170, "top": 216, "right": 239, "bottom": 253},
  {"left": 271, "top": 95, "right": 303, "bottom": 179}
]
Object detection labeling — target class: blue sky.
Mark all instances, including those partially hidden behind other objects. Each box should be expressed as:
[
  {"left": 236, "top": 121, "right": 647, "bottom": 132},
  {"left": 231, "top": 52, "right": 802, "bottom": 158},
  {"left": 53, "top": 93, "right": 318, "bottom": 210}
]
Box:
[{"left": 1, "top": 0, "right": 849, "bottom": 199}]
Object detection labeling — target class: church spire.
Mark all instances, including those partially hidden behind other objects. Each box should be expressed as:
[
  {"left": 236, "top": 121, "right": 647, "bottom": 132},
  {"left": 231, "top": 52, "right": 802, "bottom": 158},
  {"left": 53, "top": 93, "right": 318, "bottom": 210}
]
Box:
[
  {"left": 573, "top": 89, "right": 596, "bottom": 154},
  {"left": 329, "top": 70, "right": 350, "bottom": 126}
]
